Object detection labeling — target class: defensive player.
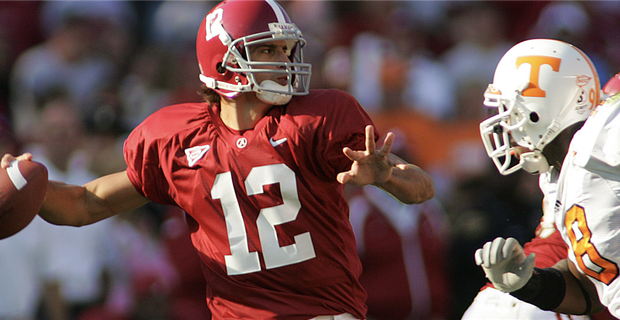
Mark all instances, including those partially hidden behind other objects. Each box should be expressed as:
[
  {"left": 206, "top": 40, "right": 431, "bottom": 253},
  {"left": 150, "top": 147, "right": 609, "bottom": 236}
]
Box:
[
  {"left": 2, "top": 1, "right": 434, "bottom": 319},
  {"left": 464, "top": 67, "right": 620, "bottom": 319},
  {"left": 475, "top": 39, "right": 620, "bottom": 317},
  {"left": 463, "top": 38, "right": 599, "bottom": 320}
]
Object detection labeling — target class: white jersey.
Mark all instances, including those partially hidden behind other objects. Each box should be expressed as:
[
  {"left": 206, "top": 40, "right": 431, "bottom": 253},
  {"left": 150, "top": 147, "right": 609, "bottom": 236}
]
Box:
[
  {"left": 462, "top": 170, "right": 590, "bottom": 320},
  {"left": 555, "top": 94, "right": 620, "bottom": 318},
  {"left": 539, "top": 169, "right": 559, "bottom": 238}
]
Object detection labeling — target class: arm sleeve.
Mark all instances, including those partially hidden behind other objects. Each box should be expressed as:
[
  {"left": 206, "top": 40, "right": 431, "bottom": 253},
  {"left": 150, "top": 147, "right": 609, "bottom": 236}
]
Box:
[
  {"left": 123, "top": 122, "right": 176, "bottom": 206},
  {"left": 316, "top": 91, "right": 379, "bottom": 179}
]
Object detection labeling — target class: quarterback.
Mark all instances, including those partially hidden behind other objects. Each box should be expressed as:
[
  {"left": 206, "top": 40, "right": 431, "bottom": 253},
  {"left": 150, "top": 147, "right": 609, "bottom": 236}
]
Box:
[
  {"left": 475, "top": 39, "right": 620, "bottom": 318},
  {"left": 2, "top": 0, "right": 434, "bottom": 319}
]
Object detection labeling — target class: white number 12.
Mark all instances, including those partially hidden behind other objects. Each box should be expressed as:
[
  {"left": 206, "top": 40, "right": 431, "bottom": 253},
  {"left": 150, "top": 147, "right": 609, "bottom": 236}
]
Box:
[{"left": 211, "top": 164, "right": 316, "bottom": 275}]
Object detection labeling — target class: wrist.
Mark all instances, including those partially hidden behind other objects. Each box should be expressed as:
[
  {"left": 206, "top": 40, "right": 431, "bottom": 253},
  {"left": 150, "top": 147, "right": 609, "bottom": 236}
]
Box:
[{"left": 510, "top": 267, "right": 565, "bottom": 311}]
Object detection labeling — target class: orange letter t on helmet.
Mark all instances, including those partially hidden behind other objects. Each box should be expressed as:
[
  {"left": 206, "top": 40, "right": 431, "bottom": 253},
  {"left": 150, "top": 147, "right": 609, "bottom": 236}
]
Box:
[{"left": 516, "top": 56, "right": 561, "bottom": 97}]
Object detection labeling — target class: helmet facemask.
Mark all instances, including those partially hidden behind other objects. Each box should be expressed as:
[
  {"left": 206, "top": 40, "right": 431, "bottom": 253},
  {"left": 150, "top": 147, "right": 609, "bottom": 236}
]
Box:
[
  {"left": 481, "top": 80, "right": 594, "bottom": 175},
  {"left": 480, "top": 84, "right": 541, "bottom": 175},
  {"left": 200, "top": 22, "right": 311, "bottom": 105}
]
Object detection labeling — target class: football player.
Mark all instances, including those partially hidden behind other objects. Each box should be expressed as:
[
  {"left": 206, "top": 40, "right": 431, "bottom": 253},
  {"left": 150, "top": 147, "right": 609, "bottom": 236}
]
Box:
[
  {"left": 1, "top": 0, "right": 434, "bottom": 319},
  {"left": 463, "top": 38, "right": 599, "bottom": 320},
  {"left": 474, "top": 39, "right": 620, "bottom": 318}
]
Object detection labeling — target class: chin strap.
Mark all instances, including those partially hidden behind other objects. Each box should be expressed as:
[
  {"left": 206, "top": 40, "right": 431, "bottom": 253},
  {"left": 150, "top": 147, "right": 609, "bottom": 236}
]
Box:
[
  {"left": 255, "top": 80, "right": 292, "bottom": 105},
  {"left": 520, "top": 150, "right": 550, "bottom": 174}
]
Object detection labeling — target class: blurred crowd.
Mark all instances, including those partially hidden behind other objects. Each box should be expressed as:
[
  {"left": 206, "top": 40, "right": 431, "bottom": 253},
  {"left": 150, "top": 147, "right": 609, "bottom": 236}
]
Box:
[{"left": 0, "top": 1, "right": 619, "bottom": 320}]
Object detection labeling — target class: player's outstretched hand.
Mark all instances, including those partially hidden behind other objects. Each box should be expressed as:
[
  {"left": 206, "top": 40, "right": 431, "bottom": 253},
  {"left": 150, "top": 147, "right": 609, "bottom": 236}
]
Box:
[
  {"left": 337, "top": 125, "right": 393, "bottom": 186},
  {"left": 475, "top": 237, "right": 536, "bottom": 293},
  {"left": 1, "top": 153, "right": 33, "bottom": 169}
]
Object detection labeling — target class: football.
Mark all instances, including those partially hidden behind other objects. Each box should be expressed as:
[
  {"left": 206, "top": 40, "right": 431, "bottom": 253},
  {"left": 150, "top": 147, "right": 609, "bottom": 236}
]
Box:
[{"left": 0, "top": 160, "right": 48, "bottom": 239}]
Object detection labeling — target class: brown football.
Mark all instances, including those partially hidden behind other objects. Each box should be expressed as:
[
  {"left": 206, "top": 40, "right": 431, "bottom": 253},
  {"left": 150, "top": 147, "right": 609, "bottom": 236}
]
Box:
[{"left": 0, "top": 160, "right": 48, "bottom": 239}]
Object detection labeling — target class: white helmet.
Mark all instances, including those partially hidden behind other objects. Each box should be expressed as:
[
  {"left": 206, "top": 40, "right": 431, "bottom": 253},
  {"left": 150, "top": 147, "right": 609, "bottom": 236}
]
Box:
[{"left": 480, "top": 39, "right": 600, "bottom": 175}]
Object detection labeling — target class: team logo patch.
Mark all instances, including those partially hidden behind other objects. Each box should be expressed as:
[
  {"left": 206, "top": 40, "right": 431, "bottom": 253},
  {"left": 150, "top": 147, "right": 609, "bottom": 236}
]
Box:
[
  {"left": 185, "top": 145, "right": 210, "bottom": 167},
  {"left": 236, "top": 138, "right": 248, "bottom": 149},
  {"left": 576, "top": 75, "right": 591, "bottom": 87},
  {"left": 269, "top": 137, "right": 287, "bottom": 147}
]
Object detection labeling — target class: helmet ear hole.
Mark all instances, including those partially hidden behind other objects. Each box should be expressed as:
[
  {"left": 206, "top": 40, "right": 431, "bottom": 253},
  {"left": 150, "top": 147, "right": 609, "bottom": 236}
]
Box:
[
  {"left": 529, "top": 112, "right": 540, "bottom": 123},
  {"left": 216, "top": 63, "right": 226, "bottom": 74}
]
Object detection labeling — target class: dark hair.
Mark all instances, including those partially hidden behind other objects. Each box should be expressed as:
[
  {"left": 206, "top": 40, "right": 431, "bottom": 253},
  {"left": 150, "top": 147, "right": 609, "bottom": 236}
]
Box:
[{"left": 198, "top": 84, "right": 221, "bottom": 106}]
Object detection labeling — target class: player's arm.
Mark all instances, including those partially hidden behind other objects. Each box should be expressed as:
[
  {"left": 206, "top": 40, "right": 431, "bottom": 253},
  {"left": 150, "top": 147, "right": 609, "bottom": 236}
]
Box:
[
  {"left": 337, "top": 125, "right": 434, "bottom": 204},
  {"left": 1, "top": 153, "right": 149, "bottom": 226},
  {"left": 476, "top": 237, "right": 605, "bottom": 315},
  {"left": 507, "top": 259, "right": 604, "bottom": 315},
  {"left": 41, "top": 171, "right": 149, "bottom": 226},
  {"left": 379, "top": 152, "right": 435, "bottom": 204},
  {"left": 550, "top": 259, "right": 605, "bottom": 315}
]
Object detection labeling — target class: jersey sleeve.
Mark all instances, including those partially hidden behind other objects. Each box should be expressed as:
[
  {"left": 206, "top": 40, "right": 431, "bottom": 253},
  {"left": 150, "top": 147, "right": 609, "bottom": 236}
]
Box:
[
  {"left": 123, "top": 108, "right": 182, "bottom": 206},
  {"left": 309, "top": 90, "right": 378, "bottom": 179}
]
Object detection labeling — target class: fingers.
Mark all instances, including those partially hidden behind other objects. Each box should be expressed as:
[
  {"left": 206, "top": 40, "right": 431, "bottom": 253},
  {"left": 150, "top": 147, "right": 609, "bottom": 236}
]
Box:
[
  {"left": 503, "top": 237, "right": 522, "bottom": 261},
  {"left": 475, "top": 248, "right": 484, "bottom": 266},
  {"left": 336, "top": 171, "right": 349, "bottom": 185},
  {"left": 344, "top": 126, "right": 393, "bottom": 160},
  {"left": 377, "top": 132, "right": 394, "bottom": 157},
  {"left": 1, "top": 154, "right": 15, "bottom": 168},
  {"left": 365, "top": 125, "right": 376, "bottom": 155},
  {"left": 490, "top": 237, "right": 507, "bottom": 265},
  {"left": 366, "top": 125, "right": 394, "bottom": 158},
  {"left": 522, "top": 252, "right": 536, "bottom": 271},
  {"left": 476, "top": 237, "right": 519, "bottom": 268},
  {"left": 1, "top": 153, "right": 32, "bottom": 169}
]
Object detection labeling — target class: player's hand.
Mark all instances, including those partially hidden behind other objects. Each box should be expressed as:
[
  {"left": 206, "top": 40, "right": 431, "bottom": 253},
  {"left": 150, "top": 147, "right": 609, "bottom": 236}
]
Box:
[
  {"left": 1, "top": 153, "right": 33, "bottom": 169},
  {"left": 474, "top": 237, "right": 536, "bottom": 293},
  {"left": 337, "top": 125, "right": 393, "bottom": 186}
]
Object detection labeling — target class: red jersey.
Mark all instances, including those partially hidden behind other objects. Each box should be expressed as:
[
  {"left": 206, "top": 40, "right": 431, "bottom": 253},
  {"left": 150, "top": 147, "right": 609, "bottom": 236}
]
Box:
[
  {"left": 124, "top": 89, "right": 373, "bottom": 319},
  {"left": 349, "top": 186, "right": 450, "bottom": 320}
]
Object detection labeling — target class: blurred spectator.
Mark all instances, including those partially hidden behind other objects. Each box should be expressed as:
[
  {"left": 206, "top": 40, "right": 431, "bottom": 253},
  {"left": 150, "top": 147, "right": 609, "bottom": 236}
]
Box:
[
  {"left": 445, "top": 164, "right": 543, "bottom": 319},
  {"left": 26, "top": 96, "right": 130, "bottom": 320},
  {"left": 401, "top": 22, "right": 456, "bottom": 120},
  {"left": 342, "top": 3, "right": 455, "bottom": 118},
  {"left": 108, "top": 206, "right": 178, "bottom": 320},
  {"left": 118, "top": 46, "right": 172, "bottom": 129},
  {"left": 0, "top": 114, "right": 45, "bottom": 320},
  {"left": 349, "top": 186, "right": 450, "bottom": 320},
  {"left": 9, "top": 0, "right": 135, "bottom": 143},
  {"left": 145, "top": 1, "right": 216, "bottom": 54},
  {"left": 528, "top": 1, "right": 613, "bottom": 83},
  {"left": 0, "top": 2, "right": 43, "bottom": 117},
  {"left": 0, "top": 216, "right": 51, "bottom": 320},
  {"left": 441, "top": 3, "right": 512, "bottom": 121},
  {"left": 347, "top": 130, "right": 451, "bottom": 320},
  {"left": 283, "top": 1, "right": 336, "bottom": 89},
  {"left": 586, "top": 2, "right": 620, "bottom": 80}
]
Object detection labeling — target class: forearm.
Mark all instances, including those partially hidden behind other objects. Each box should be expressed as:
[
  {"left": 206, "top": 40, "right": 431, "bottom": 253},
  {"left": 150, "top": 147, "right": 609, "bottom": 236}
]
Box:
[
  {"left": 374, "top": 160, "right": 434, "bottom": 204},
  {"left": 510, "top": 259, "right": 604, "bottom": 315},
  {"left": 39, "top": 180, "right": 95, "bottom": 226},
  {"left": 556, "top": 259, "right": 605, "bottom": 315},
  {"left": 40, "top": 171, "right": 149, "bottom": 227}
]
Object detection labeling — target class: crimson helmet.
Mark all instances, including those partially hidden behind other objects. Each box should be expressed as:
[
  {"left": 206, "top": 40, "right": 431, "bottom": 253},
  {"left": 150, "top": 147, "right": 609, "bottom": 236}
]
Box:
[
  {"left": 196, "top": 0, "right": 311, "bottom": 105},
  {"left": 603, "top": 73, "right": 620, "bottom": 98},
  {"left": 480, "top": 39, "right": 600, "bottom": 175}
]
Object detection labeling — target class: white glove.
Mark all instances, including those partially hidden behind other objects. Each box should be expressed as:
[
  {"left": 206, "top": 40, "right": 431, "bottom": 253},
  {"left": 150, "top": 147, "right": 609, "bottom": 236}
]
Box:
[{"left": 474, "top": 237, "right": 536, "bottom": 293}]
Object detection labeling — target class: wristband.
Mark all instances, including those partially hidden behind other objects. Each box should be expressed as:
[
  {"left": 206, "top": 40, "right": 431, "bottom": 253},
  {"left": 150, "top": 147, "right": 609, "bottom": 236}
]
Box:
[{"left": 510, "top": 267, "right": 565, "bottom": 311}]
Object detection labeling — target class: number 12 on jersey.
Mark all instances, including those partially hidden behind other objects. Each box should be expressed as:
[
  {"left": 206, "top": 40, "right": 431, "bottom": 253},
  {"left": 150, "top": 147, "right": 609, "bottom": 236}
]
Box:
[{"left": 212, "top": 164, "right": 316, "bottom": 275}]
